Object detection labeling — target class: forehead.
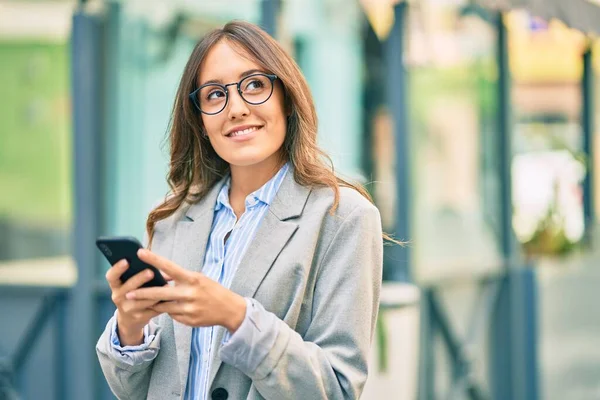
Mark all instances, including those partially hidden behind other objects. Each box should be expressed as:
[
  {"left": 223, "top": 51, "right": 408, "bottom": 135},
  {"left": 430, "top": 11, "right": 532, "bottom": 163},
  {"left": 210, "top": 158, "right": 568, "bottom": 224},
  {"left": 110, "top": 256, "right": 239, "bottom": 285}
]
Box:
[{"left": 199, "top": 40, "right": 261, "bottom": 84}]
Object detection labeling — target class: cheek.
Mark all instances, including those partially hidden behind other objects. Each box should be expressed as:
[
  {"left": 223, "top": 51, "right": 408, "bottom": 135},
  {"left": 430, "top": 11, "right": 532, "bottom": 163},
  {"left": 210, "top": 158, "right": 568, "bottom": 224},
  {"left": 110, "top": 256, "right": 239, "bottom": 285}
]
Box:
[
  {"left": 265, "top": 116, "right": 287, "bottom": 151},
  {"left": 266, "top": 101, "right": 288, "bottom": 139},
  {"left": 270, "top": 110, "right": 287, "bottom": 135},
  {"left": 201, "top": 116, "right": 219, "bottom": 135}
]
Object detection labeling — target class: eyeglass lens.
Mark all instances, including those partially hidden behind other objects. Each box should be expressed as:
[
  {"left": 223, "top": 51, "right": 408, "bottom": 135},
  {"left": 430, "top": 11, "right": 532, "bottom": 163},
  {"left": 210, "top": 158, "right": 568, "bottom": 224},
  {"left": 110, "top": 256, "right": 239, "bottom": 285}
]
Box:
[{"left": 195, "top": 74, "right": 274, "bottom": 114}]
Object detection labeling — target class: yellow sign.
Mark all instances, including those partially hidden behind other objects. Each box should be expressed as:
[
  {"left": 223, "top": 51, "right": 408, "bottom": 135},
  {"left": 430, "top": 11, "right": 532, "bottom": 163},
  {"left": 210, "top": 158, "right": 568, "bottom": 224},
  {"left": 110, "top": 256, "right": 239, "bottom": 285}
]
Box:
[
  {"left": 506, "top": 11, "right": 588, "bottom": 83},
  {"left": 359, "top": 0, "right": 404, "bottom": 41}
]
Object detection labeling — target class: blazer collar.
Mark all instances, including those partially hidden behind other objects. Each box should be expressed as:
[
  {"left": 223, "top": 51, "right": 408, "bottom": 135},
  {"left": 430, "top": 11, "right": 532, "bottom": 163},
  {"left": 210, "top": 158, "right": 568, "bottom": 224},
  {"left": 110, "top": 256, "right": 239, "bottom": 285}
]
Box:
[
  {"left": 185, "top": 166, "right": 311, "bottom": 222},
  {"left": 267, "top": 167, "right": 311, "bottom": 221},
  {"left": 206, "top": 170, "right": 311, "bottom": 388},
  {"left": 172, "top": 168, "right": 312, "bottom": 393},
  {"left": 170, "top": 174, "right": 227, "bottom": 395},
  {"left": 184, "top": 174, "right": 229, "bottom": 222}
]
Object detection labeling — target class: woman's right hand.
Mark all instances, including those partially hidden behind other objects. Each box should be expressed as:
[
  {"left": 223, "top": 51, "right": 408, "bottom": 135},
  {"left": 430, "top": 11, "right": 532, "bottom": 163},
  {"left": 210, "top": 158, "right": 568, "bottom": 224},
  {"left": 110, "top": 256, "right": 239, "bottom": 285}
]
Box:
[{"left": 105, "top": 259, "right": 162, "bottom": 346}]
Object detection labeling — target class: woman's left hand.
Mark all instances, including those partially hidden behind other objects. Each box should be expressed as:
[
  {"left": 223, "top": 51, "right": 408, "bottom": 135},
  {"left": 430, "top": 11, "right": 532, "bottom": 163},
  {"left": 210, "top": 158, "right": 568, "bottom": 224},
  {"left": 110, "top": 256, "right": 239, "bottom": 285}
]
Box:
[{"left": 125, "top": 249, "right": 247, "bottom": 333}]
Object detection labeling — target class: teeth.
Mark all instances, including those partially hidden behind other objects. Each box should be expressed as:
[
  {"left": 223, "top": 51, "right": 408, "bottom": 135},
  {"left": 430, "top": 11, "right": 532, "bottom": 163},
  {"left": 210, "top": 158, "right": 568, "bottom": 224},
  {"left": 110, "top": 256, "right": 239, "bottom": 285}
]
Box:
[{"left": 230, "top": 126, "right": 259, "bottom": 137}]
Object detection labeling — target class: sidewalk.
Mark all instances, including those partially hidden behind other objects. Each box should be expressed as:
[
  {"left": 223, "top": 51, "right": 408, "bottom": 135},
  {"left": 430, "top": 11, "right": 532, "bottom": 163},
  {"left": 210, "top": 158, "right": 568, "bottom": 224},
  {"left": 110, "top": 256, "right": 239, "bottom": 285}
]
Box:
[{"left": 538, "top": 248, "right": 600, "bottom": 400}]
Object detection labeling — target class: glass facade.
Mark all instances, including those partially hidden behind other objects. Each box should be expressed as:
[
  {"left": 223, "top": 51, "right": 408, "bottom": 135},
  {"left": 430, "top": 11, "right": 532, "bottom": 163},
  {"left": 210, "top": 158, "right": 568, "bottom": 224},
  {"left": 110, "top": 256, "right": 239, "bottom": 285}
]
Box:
[
  {"left": 0, "top": 1, "right": 74, "bottom": 286},
  {"left": 2, "top": 1, "right": 599, "bottom": 398},
  {"left": 406, "top": 3, "right": 503, "bottom": 283},
  {"left": 0, "top": 0, "right": 367, "bottom": 282},
  {"left": 509, "top": 12, "right": 587, "bottom": 257}
]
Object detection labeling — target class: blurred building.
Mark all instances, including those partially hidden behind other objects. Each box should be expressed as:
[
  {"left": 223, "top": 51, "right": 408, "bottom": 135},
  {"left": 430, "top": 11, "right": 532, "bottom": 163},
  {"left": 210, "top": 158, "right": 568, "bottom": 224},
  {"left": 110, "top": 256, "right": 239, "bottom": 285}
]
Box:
[{"left": 1, "top": 0, "right": 599, "bottom": 399}]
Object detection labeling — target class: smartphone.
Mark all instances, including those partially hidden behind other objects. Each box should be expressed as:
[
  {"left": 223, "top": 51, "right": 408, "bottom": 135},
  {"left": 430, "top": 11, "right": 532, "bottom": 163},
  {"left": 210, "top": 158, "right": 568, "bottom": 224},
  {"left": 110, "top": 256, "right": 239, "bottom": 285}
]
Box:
[{"left": 96, "top": 236, "right": 167, "bottom": 288}]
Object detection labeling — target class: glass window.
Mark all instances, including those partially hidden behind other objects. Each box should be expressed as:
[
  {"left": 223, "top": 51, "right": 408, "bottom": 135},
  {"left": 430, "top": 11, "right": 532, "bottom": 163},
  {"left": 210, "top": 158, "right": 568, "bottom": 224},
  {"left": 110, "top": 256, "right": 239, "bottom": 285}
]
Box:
[
  {"left": 509, "top": 12, "right": 587, "bottom": 257},
  {"left": 0, "top": 2, "right": 75, "bottom": 286},
  {"left": 405, "top": 4, "right": 503, "bottom": 283}
]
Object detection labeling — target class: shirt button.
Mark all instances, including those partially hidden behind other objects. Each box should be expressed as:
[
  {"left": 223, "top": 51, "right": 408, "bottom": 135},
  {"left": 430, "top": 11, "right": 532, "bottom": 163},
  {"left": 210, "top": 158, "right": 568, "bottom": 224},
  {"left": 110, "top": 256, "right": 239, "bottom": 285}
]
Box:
[{"left": 211, "top": 388, "right": 228, "bottom": 400}]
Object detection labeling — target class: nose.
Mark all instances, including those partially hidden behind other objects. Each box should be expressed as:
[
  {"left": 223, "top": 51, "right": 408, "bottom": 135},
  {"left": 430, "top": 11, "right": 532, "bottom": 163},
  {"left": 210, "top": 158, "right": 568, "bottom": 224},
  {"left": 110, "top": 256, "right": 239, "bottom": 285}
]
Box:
[{"left": 226, "top": 86, "right": 250, "bottom": 120}]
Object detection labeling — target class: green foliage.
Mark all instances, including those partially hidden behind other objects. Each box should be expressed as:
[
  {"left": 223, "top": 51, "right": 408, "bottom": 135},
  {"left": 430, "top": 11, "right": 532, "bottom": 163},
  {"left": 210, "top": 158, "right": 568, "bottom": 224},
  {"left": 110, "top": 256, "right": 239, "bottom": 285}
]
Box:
[
  {"left": 522, "top": 181, "right": 578, "bottom": 257},
  {"left": 523, "top": 211, "right": 577, "bottom": 257},
  {"left": 376, "top": 309, "right": 389, "bottom": 373},
  {"left": 408, "top": 57, "right": 498, "bottom": 133},
  {"left": 0, "top": 41, "right": 71, "bottom": 224}
]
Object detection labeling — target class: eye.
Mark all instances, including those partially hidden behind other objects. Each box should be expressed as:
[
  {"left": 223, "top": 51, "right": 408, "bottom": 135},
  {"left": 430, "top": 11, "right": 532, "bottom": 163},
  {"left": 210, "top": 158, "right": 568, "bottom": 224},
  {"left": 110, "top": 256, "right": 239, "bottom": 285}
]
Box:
[
  {"left": 243, "top": 78, "right": 266, "bottom": 92},
  {"left": 206, "top": 88, "right": 226, "bottom": 101}
]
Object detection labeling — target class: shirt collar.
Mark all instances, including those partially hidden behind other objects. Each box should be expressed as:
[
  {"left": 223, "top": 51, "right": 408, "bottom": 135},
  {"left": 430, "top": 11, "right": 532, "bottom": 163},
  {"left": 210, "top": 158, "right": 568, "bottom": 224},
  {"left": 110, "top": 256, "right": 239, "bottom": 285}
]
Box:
[
  {"left": 214, "top": 176, "right": 231, "bottom": 212},
  {"left": 214, "top": 162, "right": 290, "bottom": 212}
]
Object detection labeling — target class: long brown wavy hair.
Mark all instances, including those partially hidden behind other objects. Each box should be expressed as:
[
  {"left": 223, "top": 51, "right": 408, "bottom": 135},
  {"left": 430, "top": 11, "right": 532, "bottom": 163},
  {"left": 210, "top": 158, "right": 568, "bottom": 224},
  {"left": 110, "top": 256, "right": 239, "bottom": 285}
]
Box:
[{"left": 146, "top": 20, "right": 398, "bottom": 245}]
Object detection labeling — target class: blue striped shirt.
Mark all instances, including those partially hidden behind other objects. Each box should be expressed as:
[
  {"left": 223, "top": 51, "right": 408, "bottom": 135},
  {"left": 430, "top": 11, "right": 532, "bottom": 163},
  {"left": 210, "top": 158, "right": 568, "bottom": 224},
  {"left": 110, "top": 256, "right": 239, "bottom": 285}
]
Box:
[{"left": 184, "top": 163, "right": 289, "bottom": 400}]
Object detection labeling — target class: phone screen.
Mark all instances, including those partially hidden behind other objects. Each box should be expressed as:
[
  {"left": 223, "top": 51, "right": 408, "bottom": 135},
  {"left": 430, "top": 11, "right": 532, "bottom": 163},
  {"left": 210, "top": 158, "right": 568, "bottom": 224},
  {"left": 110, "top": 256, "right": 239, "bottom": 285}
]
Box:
[{"left": 96, "top": 236, "right": 167, "bottom": 287}]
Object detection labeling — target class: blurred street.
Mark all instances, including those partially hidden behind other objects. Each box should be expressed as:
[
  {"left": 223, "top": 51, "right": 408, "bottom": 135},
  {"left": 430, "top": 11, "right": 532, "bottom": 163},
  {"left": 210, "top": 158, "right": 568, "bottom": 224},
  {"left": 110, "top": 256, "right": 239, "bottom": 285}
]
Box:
[
  {"left": 539, "top": 248, "right": 600, "bottom": 400},
  {"left": 1, "top": 0, "right": 600, "bottom": 399}
]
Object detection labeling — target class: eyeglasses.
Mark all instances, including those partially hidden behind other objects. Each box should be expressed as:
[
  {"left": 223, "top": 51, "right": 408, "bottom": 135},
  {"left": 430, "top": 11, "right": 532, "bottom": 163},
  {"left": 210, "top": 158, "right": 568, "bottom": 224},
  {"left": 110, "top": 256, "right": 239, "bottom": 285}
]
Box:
[{"left": 189, "top": 73, "right": 278, "bottom": 115}]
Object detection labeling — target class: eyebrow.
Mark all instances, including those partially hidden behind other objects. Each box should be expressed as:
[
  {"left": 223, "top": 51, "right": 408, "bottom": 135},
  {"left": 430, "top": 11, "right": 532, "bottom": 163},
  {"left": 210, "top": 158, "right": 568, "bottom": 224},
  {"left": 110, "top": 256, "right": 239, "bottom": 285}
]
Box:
[{"left": 199, "top": 69, "right": 267, "bottom": 86}]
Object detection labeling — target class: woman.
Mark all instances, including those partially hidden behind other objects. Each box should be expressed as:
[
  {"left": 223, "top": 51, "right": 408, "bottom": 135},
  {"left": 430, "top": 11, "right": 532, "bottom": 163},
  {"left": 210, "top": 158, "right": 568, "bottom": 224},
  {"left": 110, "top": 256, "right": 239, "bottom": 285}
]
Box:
[{"left": 96, "top": 20, "right": 384, "bottom": 400}]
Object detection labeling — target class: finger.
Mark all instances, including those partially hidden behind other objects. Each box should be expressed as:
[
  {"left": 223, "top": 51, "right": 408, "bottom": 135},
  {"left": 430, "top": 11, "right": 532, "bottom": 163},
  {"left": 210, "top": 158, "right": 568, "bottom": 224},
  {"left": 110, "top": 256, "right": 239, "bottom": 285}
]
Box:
[
  {"left": 105, "top": 259, "right": 129, "bottom": 289},
  {"left": 121, "top": 299, "right": 161, "bottom": 313},
  {"left": 126, "top": 286, "right": 187, "bottom": 302},
  {"left": 137, "top": 249, "right": 190, "bottom": 282},
  {"left": 161, "top": 272, "right": 174, "bottom": 282},
  {"left": 151, "top": 301, "right": 184, "bottom": 315},
  {"left": 118, "top": 269, "right": 156, "bottom": 295}
]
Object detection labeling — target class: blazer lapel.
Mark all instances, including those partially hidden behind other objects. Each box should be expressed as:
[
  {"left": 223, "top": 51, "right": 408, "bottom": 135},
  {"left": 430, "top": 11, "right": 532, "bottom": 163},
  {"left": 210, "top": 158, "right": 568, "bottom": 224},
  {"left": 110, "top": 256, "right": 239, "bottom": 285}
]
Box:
[
  {"left": 170, "top": 177, "right": 226, "bottom": 394},
  {"left": 207, "top": 170, "right": 312, "bottom": 388}
]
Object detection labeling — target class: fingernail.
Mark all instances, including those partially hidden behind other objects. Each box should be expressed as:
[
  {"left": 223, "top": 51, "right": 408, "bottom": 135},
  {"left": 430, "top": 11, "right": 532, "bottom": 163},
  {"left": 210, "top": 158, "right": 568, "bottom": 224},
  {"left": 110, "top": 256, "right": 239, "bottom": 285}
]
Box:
[
  {"left": 126, "top": 292, "right": 135, "bottom": 300},
  {"left": 138, "top": 249, "right": 147, "bottom": 257},
  {"left": 146, "top": 270, "right": 153, "bottom": 278}
]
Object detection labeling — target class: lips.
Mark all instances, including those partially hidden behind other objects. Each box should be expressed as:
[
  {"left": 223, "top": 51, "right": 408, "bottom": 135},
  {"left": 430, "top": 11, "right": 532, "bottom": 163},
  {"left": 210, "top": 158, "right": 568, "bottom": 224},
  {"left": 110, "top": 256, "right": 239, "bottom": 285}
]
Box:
[{"left": 225, "top": 125, "right": 262, "bottom": 138}]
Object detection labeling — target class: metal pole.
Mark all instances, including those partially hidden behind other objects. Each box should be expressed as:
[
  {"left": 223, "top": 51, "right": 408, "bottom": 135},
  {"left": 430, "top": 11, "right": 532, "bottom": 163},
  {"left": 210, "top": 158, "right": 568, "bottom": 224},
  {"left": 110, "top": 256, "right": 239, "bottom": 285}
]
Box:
[
  {"left": 260, "top": 0, "right": 280, "bottom": 37},
  {"left": 97, "top": 5, "right": 120, "bottom": 398},
  {"left": 68, "top": 10, "right": 104, "bottom": 400},
  {"left": 418, "top": 290, "right": 435, "bottom": 400},
  {"left": 496, "top": 13, "right": 516, "bottom": 263},
  {"left": 489, "top": 13, "right": 539, "bottom": 400},
  {"left": 490, "top": 14, "right": 515, "bottom": 400},
  {"left": 55, "top": 292, "right": 67, "bottom": 400},
  {"left": 582, "top": 45, "right": 595, "bottom": 243},
  {"left": 491, "top": 269, "right": 539, "bottom": 400},
  {"left": 384, "top": 1, "right": 410, "bottom": 282}
]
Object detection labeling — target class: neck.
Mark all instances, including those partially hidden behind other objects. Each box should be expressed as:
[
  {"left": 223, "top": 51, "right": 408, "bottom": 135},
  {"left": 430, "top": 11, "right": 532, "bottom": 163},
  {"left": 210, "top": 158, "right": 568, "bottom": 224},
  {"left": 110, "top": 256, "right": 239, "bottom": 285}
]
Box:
[{"left": 229, "top": 158, "right": 286, "bottom": 199}]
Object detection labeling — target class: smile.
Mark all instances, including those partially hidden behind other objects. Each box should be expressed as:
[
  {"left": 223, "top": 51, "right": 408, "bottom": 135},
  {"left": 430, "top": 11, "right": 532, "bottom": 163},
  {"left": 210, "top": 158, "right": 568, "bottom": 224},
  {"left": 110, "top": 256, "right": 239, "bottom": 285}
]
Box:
[{"left": 226, "top": 126, "right": 262, "bottom": 138}]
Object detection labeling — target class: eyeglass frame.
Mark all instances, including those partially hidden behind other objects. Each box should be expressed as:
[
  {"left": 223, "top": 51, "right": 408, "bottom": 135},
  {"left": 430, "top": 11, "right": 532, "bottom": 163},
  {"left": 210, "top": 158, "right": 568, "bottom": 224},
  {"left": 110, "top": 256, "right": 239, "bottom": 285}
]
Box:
[{"left": 189, "top": 73, "right": 279, "bottom": 115}]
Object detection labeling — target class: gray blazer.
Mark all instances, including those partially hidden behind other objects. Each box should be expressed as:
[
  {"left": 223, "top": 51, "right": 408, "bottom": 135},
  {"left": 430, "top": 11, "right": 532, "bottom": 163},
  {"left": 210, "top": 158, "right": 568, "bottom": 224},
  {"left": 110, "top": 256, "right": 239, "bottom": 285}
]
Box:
[{"left": 96, "top": 171, "right": 383, "bottom": 400}]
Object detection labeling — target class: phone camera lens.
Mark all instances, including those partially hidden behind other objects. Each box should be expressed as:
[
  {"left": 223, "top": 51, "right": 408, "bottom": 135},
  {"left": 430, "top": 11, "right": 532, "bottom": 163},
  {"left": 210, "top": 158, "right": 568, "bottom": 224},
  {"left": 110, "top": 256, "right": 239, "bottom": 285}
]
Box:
[{"left": 101, "top": 244, "right": 112, "bottom": 257}]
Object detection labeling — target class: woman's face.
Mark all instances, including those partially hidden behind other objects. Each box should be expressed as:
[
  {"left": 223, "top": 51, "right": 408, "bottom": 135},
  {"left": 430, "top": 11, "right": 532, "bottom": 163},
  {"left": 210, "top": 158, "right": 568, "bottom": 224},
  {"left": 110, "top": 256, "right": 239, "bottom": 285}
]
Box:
[{"left": 198, "top": 40, "right": 287, "bottom": 170}]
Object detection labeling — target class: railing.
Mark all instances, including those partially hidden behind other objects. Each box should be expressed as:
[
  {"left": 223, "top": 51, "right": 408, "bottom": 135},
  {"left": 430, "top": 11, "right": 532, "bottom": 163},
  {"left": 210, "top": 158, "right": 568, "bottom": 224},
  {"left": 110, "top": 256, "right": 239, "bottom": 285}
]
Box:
[{"left": 0, "top": 286, "right": 68, "bottom": 399}]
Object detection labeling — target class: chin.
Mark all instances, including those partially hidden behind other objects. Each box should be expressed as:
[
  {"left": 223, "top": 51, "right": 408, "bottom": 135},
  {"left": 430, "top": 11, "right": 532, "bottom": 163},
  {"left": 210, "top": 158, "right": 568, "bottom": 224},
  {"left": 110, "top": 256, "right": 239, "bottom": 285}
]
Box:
[
  {"left": 224, "top": 150, "right": 284, "bottom": 170},
  {"left": 225, "top": 155, "right": 272, "bottom": 168}
]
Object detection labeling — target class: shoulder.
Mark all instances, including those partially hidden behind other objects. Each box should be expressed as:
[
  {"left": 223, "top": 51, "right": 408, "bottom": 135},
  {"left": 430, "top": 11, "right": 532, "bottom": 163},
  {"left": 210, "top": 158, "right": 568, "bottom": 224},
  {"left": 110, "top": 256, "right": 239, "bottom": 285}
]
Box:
[
  {"left": 305, "top": 184, "right": 383, "bottom": 274},
  {"left": 149, "top": 197, "right": 193, "bottom": 233},
  {"left": 309, "top": 184, "right": 380, "bottom": 221},
  {"left": 305, "top": 184, "right": 382, "bottom": 243}
]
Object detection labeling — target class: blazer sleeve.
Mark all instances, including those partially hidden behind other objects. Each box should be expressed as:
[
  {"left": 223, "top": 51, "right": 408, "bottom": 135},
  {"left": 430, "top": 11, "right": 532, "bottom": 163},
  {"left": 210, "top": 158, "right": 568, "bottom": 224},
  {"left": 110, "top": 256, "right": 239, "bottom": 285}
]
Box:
[
  {"left": 95, "top": 228, "right": 161, "bottom": 400},
  {"left": 232, "top": 204, "right": 383, "bottom": 399},
  {"left": 96, "top": 314, "right": 162, "bottom": 400}
]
